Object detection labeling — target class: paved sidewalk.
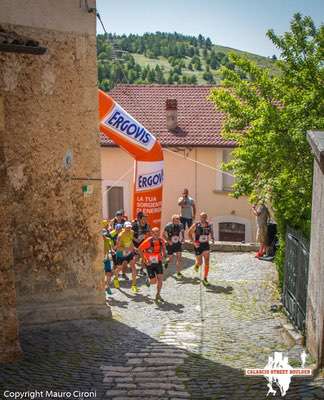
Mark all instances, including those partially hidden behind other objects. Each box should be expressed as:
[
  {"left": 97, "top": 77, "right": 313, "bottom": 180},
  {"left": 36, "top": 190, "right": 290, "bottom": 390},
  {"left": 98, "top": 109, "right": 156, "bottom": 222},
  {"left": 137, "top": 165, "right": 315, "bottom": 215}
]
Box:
[{"left": 1, "top": 251, "right": 324, "bottom": 399}]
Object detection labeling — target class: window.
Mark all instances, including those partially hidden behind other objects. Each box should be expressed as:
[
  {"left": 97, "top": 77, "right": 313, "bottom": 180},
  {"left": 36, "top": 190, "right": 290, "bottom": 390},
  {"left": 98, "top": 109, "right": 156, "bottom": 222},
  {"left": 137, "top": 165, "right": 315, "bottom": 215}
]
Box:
[
  {"left": 222, "top": 149, "right": 235, "bottom": 191},
  {"left": 107, "top": 186, "right": 124, "bottom": 219},
  {"left": 219, "top": 222, "right": 245, "bottom": 242}
]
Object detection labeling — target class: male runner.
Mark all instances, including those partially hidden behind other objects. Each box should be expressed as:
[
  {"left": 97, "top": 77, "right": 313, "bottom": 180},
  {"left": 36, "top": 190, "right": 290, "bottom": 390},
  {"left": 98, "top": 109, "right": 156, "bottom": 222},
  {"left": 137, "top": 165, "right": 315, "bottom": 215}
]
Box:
[
  {"left": 102, "top": 220, "right": 114, "bottom": 297},
  {"left": 108, "top": 223, "right": 123, "bottom": 277},
  {"left": 139, "top": 227, "right": 166, "bottom": 304},
  {"left": 163, "top": 214, "right": 185, "bottom": 279},
  {"left": 132, "top": 211, "right": 151, "bottom": 276},
  {"left": 110, "top": 210, "right": 127, "bottom": 230},
  {"left": 188, "top": 212, "right": 214, "bottom": 286},
  {"left": 115, "top": 221, "right": 139, "bottom": 293}
]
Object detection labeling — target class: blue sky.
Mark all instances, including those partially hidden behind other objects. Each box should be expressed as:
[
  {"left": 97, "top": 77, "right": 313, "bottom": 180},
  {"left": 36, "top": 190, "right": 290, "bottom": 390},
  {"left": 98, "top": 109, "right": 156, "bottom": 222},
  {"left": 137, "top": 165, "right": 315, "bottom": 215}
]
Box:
[{"left": 96, "top": 0, "right": 323, "bottom": 57}]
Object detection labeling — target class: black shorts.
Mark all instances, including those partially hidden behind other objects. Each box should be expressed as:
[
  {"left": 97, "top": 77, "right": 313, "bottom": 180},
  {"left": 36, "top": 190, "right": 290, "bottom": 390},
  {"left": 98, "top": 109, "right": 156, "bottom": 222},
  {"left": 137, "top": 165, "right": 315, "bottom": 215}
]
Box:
[
  {"left": 194, "top": 242, "right": 210, "bottom": 256},
  {"left": 166, "top": 242, "right": 182, "bottom": 255},
  {"left": 180, "top": 217, "right": 193, "bottom": 229},
  {"left": 116, "top": 252, "right": 135, "bottom": 265},
  {"left": 112, "top": 253, "right": 117, "bottom": 266},
  {"left": 147, "top": 262, "right": 163, "bottom": 279}
]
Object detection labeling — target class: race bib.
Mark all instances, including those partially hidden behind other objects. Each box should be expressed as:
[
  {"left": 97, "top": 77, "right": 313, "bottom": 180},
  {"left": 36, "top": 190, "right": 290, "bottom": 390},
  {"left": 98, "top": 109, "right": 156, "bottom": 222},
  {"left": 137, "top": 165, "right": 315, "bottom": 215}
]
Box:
[
  {"left": 148, "top": 255, "right": 159, "bottom": 264},
  {"left": 171, "top": 236, "right": 180, "bottom": 243},
  {"left": 199, "top": 235, "right": 208, "bottom": 243}
]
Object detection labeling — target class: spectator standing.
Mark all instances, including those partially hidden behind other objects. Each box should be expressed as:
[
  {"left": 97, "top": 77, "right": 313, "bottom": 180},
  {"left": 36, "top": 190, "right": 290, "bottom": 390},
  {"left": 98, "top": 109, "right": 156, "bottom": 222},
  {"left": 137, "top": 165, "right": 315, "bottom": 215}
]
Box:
[{"left": 178, "top": 189, "right": 196, "bottom": 231}]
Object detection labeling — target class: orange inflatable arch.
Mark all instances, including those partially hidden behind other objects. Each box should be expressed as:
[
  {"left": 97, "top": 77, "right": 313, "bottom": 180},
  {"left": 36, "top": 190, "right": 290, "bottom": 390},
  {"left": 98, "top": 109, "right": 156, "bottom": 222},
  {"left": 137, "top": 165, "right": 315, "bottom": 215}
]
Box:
[{"left": 99, "top": 89, "right": 163, "bottom": 228}]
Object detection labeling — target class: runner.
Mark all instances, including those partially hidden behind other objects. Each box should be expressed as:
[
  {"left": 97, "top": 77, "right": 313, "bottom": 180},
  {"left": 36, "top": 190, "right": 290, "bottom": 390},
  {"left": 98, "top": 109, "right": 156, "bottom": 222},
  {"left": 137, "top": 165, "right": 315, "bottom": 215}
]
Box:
[
  {"left": 101, "top": 220, "right": 115, "bottom": 298},
  {"left": 132, "top": 211, "right": 151, "bottom": 276},
  {"left": 103, "top": 239, "right": 114, "bottom": 298},
  {"left": 138, "top": 227, "right": 167, "bottom": 304},
  {"left": 108, "top": 223, "right": 124, "bottom": 281},
  {"left": 163, "top": 214, "right": 185, "bottom": 279},
  {"left": 115, "top": 221, "right": 139, "bottom": 293},
  {"left": 110, "top": 210, "right": 127, "bottom": 230},
  {"left": 188, "top": 212, "right": 214, "bottom": 286}
]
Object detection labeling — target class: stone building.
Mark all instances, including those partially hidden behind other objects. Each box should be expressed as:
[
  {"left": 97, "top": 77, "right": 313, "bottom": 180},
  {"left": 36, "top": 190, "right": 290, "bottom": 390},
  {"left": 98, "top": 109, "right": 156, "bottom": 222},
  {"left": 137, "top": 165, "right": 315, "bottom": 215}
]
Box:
[
  {"left": 100, "top": 85, "right": 256, "bottom": 241},
  {"left": 0, "top": 0, "right": 104, "bottom": 362}
]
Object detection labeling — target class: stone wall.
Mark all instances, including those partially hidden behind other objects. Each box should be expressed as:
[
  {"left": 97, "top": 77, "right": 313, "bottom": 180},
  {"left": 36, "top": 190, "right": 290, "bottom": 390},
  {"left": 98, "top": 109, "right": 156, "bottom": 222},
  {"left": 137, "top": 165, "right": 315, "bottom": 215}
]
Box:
[
  {"left": 0, "top": 1, "right": 104, "bottom": 361},
  {"left": 306, "top": 130, "right": 324, "bottom": 368},
  {"left": 0, "top": 125, "right": 22, "bottom": 362}
]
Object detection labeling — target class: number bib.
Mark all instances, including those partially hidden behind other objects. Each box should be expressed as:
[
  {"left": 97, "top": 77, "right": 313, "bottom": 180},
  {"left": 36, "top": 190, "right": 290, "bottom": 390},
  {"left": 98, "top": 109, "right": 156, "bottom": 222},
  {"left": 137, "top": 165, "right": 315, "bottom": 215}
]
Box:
[
  {"left": 199, "top": 235, "right": 208, "bottom": 243},
  {"left": 171, "top": 235, "right": 180, "bottom": 244},
  {"left": 148, "top": 255, "right": 159, "bottom": 264}
]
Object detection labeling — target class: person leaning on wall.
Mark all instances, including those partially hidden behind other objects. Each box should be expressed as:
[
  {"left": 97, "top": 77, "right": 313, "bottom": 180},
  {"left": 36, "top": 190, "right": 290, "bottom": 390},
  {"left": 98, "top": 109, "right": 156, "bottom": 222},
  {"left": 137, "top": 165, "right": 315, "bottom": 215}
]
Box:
[{"left": 252, "top": 201, "right": 270, "bottom": 258}]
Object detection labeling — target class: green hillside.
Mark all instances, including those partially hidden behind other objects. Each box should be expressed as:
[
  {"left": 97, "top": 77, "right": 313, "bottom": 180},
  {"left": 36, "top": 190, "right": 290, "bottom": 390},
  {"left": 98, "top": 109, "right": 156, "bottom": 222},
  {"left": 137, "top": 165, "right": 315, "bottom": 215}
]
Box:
[{"left": 97, "top": 32, "right": 279, "bottom": 90}]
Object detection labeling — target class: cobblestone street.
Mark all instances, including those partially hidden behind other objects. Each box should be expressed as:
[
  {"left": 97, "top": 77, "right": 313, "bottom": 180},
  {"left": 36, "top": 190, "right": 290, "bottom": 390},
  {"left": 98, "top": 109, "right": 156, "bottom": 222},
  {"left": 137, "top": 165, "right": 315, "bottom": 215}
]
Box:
[{"left": 1, "top": 251, "right": 324, "bottom": 399}]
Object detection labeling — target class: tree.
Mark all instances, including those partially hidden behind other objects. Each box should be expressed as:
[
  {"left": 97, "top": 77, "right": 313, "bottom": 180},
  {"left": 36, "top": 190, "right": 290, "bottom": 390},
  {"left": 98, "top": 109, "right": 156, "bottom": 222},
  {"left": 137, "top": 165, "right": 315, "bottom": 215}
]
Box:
[
  {"left": 198, "top": 34, "right": 205, "bottom": 47},
  {"left": 167, "top": 73, "right": 174, "bottom": 84},
  {"left": 203, "top": 48, "right": 208, "bottom": 59},
  {"left": 155, "top": 65, "right": 164, "bottom": 83},
  {"left": 147, "top": 68, "right": 156, "bottom": 83},
  {"left": 141, "top": 65, "right": 150, "bottom": 80},
  {"left": 203, "top": 70, "right": 214, "bottom": 83},
  {"left": 205, "top": 37, "right": 212, "bottom": 49},
  {"left": 210, "top": 52, "right": 220, "bottom": 69},
  {"left": 209, "top": 14, "right": 324, "bottom": 285},
  {"left": 271, "top": 54, "right": 278, "bottom": 60},
  {"left": 189, "top": 75, "right": 197, "bottom": 84}
]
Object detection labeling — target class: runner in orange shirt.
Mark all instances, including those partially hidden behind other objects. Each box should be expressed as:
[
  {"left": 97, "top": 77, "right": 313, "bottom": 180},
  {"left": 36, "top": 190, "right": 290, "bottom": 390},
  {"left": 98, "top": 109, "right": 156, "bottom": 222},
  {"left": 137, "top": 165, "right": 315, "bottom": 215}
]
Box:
[{"left": 138, "top": 227, "right": 167, "bottom": 304}]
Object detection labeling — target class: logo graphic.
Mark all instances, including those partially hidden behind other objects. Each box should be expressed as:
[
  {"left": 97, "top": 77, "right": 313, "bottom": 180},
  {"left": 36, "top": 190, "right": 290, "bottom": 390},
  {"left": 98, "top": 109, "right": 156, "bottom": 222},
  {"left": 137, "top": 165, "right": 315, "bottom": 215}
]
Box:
[
  {"left": 103, "top": 104, "right": 156, "bottom": 151},
  {"left": 245, "top": 351, "right": 312, "bottom": 397},
  {"left": 136, "top": 161, "right": 164, "bottom": 192},
  {"left": 137, "top": 169, "right": 163, "bottom": 191}
]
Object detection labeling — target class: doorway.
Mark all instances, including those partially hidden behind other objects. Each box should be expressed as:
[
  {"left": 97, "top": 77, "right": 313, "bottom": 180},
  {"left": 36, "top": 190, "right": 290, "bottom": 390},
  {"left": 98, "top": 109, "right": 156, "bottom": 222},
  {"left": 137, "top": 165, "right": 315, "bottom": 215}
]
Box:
[
  {"left": 219, "top": 222, "right": 245, "bottom": 242},
  {"left": 107, "top": 186, "right": 124, "bottom": 219}
]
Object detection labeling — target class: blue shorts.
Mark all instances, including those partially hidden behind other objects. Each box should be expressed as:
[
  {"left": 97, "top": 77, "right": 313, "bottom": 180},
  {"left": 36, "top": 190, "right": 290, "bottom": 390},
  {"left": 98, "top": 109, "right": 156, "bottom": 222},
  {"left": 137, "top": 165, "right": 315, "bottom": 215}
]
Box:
[{"left": 104, "top": 259, "right": 112, "bottom": 273}]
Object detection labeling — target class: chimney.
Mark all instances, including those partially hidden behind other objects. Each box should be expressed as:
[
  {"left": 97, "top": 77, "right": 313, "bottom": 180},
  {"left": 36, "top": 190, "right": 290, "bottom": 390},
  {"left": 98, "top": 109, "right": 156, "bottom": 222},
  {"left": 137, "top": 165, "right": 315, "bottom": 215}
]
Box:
[{"left": 166, "top": 99, "right": 178, "bottom": 131}]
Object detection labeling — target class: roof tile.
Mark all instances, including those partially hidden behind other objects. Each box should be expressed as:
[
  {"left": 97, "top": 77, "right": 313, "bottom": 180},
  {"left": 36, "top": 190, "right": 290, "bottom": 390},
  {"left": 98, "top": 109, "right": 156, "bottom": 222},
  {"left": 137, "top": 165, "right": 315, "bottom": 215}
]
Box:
[{"left": 100, "top": 84, "right": 235, "bottom": 147}]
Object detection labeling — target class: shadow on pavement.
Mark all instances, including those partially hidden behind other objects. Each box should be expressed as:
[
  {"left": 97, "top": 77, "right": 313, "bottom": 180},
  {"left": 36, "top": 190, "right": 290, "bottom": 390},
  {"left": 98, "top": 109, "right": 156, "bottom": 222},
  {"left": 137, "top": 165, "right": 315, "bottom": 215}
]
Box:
[
  {"left": 205, "top": 284, "right": 233, "bottom": 295},
  {"left": 155, "top": 300, "right": 185, "bottom": 313},
  {"left": 0, "top": 318, "right": 322, "bottom": 400}
]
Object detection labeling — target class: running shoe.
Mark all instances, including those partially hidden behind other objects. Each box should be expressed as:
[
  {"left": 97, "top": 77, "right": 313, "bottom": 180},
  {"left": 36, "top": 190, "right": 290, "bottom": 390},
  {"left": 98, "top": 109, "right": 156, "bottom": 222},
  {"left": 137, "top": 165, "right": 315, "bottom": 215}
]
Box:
[
  {"left": 105, "top": 287, "right": 113, "bottom": 296},
  {"left": 194, "top": 264, "right": 200, "bottom": 273},
  {"left": 202, "top": 278, "right": 209, "bottom": 287},
  {"left": 113, "top": 277, "right": 120, "bottom": 289},
  {"left": 122, "top": 273, "right": 130, "bottom": 281},
  {"left": 155, "top": 294, "right": 165, "bottom": 303},
  {"left": 131, "top": 285, "right": 139, "bottom": 293},
  {"left": 176, "top": 272, "right": 184, "bottom": 279}
]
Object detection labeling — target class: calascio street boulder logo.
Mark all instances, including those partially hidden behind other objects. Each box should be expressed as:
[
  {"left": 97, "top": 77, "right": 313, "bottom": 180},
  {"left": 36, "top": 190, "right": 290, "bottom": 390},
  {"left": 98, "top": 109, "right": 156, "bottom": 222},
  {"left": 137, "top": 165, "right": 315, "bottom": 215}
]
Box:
[{"left": 245, "top": 351, "right": 312, "bottom": 397}]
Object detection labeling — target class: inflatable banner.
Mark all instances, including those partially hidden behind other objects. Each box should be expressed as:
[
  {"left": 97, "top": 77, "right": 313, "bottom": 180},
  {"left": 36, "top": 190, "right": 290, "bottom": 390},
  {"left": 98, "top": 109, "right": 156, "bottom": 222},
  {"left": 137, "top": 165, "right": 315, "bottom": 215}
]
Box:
[{"left": 99, "top": 90, "right": 163, "bottom": 228}]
